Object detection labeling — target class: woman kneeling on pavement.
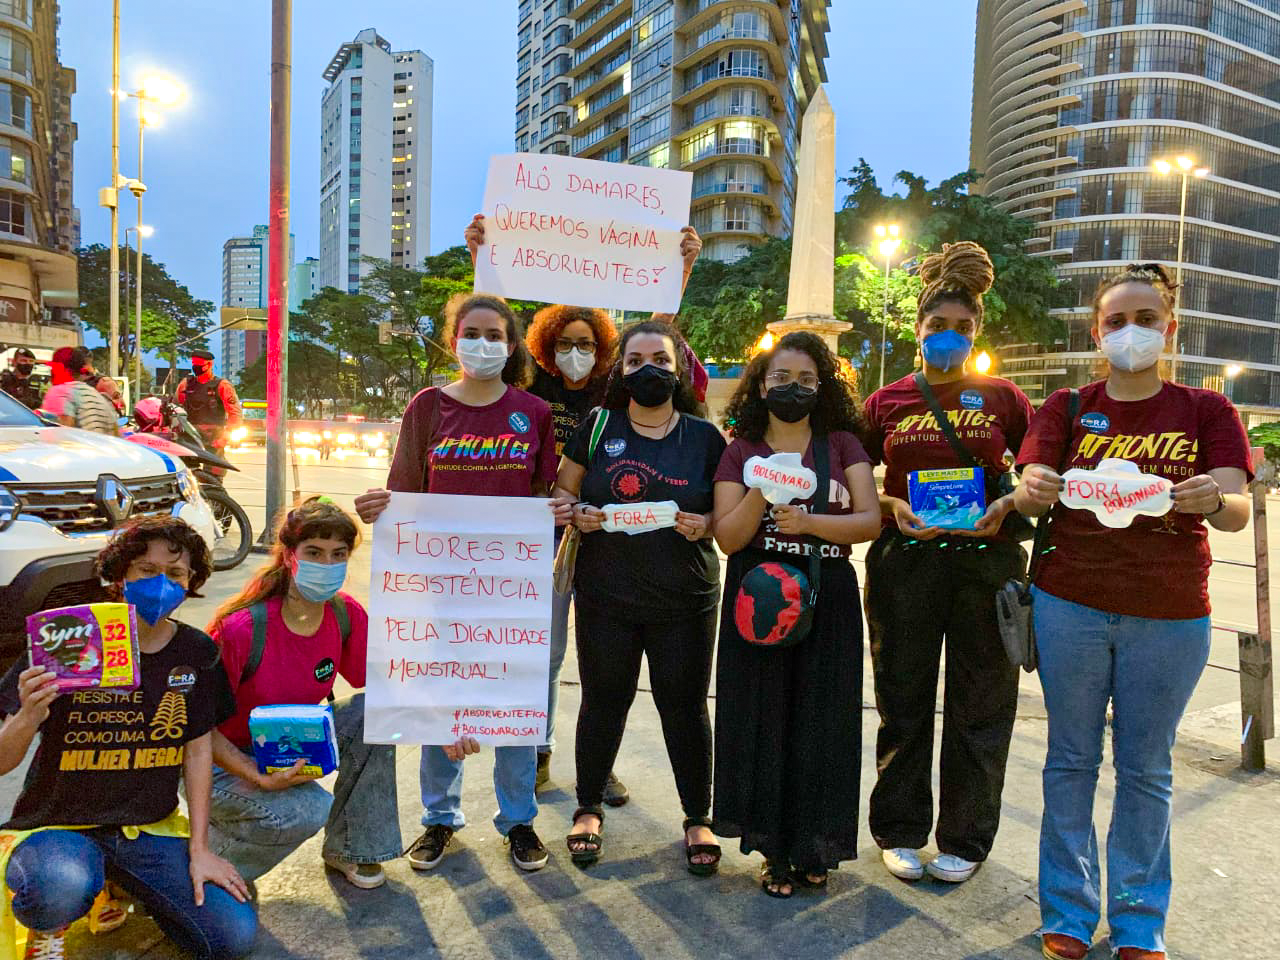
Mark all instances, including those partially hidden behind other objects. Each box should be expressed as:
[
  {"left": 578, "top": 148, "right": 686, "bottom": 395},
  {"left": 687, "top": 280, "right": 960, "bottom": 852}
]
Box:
[
  {"left": 712, "top": 331, "right": 881, "bottom": 897},
  {"left": 1014, "top": 263, "right": 1251, "bottom": 960},
  {"left": 0, "top": 517, "right": 255, "bottom": 960},
  {"left": 204, "top": 497, "right": 401, "bottom": 891},
  {"left": 551, "top": 319, "right": 726, "bottom": 872},
  {"left": 355, "top": 292, "right": 558, "bottom": 875}
]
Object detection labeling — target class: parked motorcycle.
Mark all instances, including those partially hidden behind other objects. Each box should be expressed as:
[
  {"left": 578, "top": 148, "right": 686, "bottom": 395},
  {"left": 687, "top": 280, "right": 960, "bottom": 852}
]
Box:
[{"left": 126, "top": 396, "right": 253, "bottom": 570}]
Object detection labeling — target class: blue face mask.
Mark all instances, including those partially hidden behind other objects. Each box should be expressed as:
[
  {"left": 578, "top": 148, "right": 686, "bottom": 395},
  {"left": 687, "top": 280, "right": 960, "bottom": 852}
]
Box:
[
  {"left": 123, "top": 574, "right": 187, "bottom": 626},
  {"left": 292, "top": 559, "right": 348, "bottom": 603},
  {"left": 920, "top": 330, "right": 973, "bottom": 372}
]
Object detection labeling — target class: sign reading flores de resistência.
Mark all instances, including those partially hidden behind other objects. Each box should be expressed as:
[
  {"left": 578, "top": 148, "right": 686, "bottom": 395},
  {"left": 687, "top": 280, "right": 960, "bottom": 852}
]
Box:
[
  {"left": 364, "top": 493, "right": 554, "bottom": 746},
  {"left": 474, "top": 153, "right": 694, "bottom": 314}
]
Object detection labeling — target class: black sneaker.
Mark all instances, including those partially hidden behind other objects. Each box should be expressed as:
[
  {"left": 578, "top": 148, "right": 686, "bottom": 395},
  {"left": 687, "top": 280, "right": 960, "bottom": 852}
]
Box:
[
  {"left": 406, "top": 825, "right": 455, "bottom": 871},
  {"left": 535, "top": 751, "right": 552, "bottom": 792},
  {"left": 506, "top": 824, "right": 549, "bottom": 871},
  {"left": 603, "top": 770, "right": 630, "bottom": 807}
]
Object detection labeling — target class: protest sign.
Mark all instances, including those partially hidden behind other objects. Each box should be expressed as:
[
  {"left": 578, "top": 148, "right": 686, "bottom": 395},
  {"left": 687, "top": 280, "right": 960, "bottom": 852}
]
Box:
[
  {"left": 473, "top": 153, "right": 693, "bottom": 313},
  {"left": 599, "top": 500, "right": 679, "bottom": 535},
  {"left": 743, "top": 453, "right": 818, "bottom": 504},
  {"left": 1061, "top": 458, "right": 1173, "bottom": 528},
  {"left": 365, "top": 493, "right": 554, "bottom": 746}
]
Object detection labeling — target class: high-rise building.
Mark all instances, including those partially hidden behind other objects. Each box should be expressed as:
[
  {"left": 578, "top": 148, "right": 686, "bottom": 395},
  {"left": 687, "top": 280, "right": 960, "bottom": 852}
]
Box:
[
  {"left": 290, "top": 256, "right": 319, "bottom": 312},
  {"left": 971, "top": 0, "right": 1280, "bottom": 419},
  {"left": 220, "top": 226, "right": 293, "bottom": 383},
  {"left": 514, "top": 0, "right": 831, "bottom": 263},
  {"left": 0, "top": 0, "right": 79, "bottom": 353},
  {"left": 320, "top": 28, "right": 433, "bottom": 294}
]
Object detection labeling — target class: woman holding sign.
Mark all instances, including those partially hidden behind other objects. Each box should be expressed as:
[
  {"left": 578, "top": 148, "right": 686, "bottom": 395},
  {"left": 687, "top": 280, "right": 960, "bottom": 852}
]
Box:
[
  {"left": 203, "top": 497, "right": 401, "bottom": 891},
  {"left": 861, "top": 242, "right": 1034, "bottom": 886},
  {"left": 712, "top": 332, "right": 880, "bottom": 897},
  {"left": 551, "top": 319, "right": 726, "bottom": 872},
  {"left": 0, "top": 517, "right": 255, "bottom": 960},
  {"left": 354, "top": 292, "right": 557, "bottom": 875},
  {"left": 1013, "top": 263, "right": 1251, "bottom": 960}
]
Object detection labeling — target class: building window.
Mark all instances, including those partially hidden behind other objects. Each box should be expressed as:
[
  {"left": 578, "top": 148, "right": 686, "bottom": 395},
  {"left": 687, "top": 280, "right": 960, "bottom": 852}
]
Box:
[
  {"left": 0, "top": 30, "right": 31, "bottom": 79},
  {"left": 0, "top": 1, "right": 29, "bottom": 21},
  {"left": 0, "top": 135, "right": 28, "bottom": 183},
  {"left": 0, "top": 187, "right": 27, "bottom": 236}
]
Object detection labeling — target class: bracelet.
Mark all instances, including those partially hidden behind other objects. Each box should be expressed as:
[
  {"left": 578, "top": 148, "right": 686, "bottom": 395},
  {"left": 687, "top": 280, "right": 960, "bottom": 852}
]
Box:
[{"left": 1206, "top": 493, "right": 1228, "bottom": 517}]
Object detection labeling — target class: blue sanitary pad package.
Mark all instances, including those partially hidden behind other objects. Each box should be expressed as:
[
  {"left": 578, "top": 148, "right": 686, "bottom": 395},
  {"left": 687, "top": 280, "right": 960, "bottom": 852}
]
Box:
[
  {"left": 907, "top": 467, "right": 986, "bottom": 531},
  {"left": 248, "top": 704, "right": 339, "bottom": 777}
]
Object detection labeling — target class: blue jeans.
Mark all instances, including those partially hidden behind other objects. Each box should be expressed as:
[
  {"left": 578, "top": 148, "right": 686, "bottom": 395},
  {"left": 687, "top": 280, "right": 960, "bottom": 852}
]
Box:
[
  {"left": 5, "top": 828, "right": 256, "bottom": 959},
  {"left": 206, "top": 694, "right": 401, "bottom": 882},
  {"left": 420, "top": 743, "right": 537, "bottom": 837},
  {"left": 1033, "top": 588, "right": 1209, "bottom": 954},
  {"left": 542, "top": 585, "right": 571, "bottom": 754}
]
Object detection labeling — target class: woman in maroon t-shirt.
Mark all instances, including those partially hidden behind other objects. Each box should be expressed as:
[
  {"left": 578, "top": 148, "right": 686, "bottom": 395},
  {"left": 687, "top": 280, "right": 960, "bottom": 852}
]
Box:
[
  {"left": 354, "top": 293, "right": 557, "bottom": 876},
  {"left": 862, "top": 242, "right": 1035, "bottom": 886},
  {"left": 1014, "top": 264, "right": 1251, "bottom": 960}
]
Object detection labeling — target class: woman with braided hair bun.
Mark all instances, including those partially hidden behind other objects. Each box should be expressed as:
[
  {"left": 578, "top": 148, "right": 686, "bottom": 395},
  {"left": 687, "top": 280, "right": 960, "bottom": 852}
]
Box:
[{"left": 862, "top": 241, "right": 1036, "bottom": 884}]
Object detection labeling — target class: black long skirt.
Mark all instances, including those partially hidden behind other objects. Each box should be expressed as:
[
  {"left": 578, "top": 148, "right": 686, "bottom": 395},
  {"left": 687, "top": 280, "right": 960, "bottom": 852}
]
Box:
[{"left": 711, "top": 546, "right": 863, "bottom": 872}]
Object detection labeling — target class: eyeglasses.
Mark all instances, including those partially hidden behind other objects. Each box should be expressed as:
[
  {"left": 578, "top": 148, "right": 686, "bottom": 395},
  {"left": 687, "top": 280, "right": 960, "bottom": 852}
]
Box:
[
  {"left": 765, "top": 371, "right": 820, "bottom": 391},
  {"left": 128, "top": 561, "right": 192, "bottom": 584},
  {"left": 554, "top": 338, "right": 596, "bottom": 354}
]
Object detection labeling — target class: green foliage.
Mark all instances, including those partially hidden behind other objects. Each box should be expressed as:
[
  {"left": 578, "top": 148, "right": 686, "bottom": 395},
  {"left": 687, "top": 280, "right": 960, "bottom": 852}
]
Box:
[
  {"left": 681, "top": 238, "right": 790, "bottom": 360},
  {"left": 1248, "top": 422, "right": 1280, "bottom": 467}
]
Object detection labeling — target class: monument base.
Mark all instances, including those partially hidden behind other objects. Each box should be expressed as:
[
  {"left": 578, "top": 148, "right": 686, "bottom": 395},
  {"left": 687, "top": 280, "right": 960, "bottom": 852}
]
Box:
[{"left": 768, "top": 314, "right": 852, "bottom": 353}]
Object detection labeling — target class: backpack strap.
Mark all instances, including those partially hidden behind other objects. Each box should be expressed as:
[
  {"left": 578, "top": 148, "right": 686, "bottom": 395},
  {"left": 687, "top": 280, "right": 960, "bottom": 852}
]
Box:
[
  {"left": 586, "top": 408, "right": 609, "bottom": 462},
  {"left": 241, "top": 602, "right": 269, "bottom": 686},
  {"left": 329, "top": 596, "right": 350, "bottom": 643}
]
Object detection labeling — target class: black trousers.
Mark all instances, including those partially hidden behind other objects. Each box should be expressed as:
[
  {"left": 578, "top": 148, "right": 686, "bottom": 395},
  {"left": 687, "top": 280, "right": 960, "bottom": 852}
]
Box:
[
  {"left": 864, "top": 530, "right": 1025, "bottom": 862},
  {"left": 573, "top": 603, "right": 716, "bottom": 819}
]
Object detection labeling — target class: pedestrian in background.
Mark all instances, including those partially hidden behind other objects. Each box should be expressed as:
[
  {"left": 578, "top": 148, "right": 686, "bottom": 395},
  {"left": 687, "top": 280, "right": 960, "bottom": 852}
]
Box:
[
  {"left": 41, "top": 346, "right": 120, "bottom": 434},
  {"left": 1014, "top": 263, "right": 1251, "bottom": 960},
  {"left": 355, "top": 292, "right": 557, "bottom": 875},
  {"left": 0, "top": 347, "right": 42, "bottom": 408},
  {"left": 862, "top": 242, "right": 1034, "bottom": 885},
  {"left": 712, "top": 331, "right": 880, "bottom": 897},
  {"left": 551, "top": 319, "right": 725, "bottom": 873}
]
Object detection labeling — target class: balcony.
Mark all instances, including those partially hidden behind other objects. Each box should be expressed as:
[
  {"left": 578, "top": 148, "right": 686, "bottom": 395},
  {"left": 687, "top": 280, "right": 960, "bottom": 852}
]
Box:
[
  {"left": 675, "top": 63, "right": 775, "bottom": 106},
  {"left": 680, "top": 0, "right": 785, "bottom": 40},
  {"left": 677, "top": 28, "right": 783, "bottom": 78},
  {"left": 572, "top": 108, "right": 629, "bottom": 154},
  {"left": 573, "top": 46, "right": 630, "bottom": 99},
  {"left": 569, "top": 87, "right": 629, "bottom": 136},
  {"left": 569, "top": 17, "right": 631, "bottom": 77},
  {"left": 574, "top": 0, "right": 628, "bottom": 45}
]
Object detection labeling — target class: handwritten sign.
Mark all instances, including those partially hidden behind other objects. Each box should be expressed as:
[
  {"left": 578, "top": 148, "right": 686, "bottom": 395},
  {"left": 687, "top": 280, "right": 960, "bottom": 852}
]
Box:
[
  {"left": 743, "top": 453, "right": 818, "bottom": 505},
  {"left": 474, "top": 153, "right": 693, "bottom": 313},
  {"left": 1061, "top": 458, "right": 1173, "bottom": 528},
  {"left": 599, "top": 500, "right": 679, "bottom": 535},
  {"left": 365, "top": 493, "right": 553, "bottom": 746}
]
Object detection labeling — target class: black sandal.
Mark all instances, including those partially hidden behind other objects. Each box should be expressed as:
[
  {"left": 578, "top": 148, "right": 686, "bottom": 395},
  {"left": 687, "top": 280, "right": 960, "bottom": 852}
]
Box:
[
  {"left": 795, "top": 868, "right": 829, "bottom": 889},
  {"left": 682, "top": 817, "right": 721, "bottom": 877},
  {"left": 760, "top": 860, "right": 793, "bottom": 898},
  {"left": 565, "top": 806, "right": 604, "bottom": 867}
]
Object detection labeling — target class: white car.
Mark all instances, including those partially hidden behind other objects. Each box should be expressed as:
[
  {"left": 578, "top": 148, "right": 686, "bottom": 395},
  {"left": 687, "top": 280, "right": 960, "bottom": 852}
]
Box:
[{"left": 0, "top": 390, "right": 216, "bottom": 660}]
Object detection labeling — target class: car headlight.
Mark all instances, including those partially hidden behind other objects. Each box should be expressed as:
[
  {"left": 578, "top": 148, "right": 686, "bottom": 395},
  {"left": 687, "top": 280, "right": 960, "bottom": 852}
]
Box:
[
  {"left": 175, "top": 468, "right": 199, "bottom": 503},
  {"left": 0, "top": 484, "right": 19, "bottom": 531},
  {"left": 365, "top": 432, "right": 384, "bottom": 448},
  {"left": 337, "top": 433, "right": 355, "bottom": 446}
]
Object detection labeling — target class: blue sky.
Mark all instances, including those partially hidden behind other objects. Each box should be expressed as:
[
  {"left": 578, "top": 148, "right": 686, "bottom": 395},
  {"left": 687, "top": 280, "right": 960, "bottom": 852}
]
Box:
[{"left": 61, "top": 1, "right": 978, "bottom": 363}]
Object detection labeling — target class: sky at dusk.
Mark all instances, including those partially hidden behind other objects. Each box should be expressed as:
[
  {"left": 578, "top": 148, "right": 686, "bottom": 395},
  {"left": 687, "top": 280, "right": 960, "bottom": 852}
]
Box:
[{"left": 59, "top": 1, "right": 979, "bottom": 365}]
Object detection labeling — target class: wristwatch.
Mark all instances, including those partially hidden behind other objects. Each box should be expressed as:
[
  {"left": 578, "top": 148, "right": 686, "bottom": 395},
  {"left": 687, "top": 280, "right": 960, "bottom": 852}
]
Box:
[{"left": 1206, "top": 493, "right": 1228, "bottom": 517}]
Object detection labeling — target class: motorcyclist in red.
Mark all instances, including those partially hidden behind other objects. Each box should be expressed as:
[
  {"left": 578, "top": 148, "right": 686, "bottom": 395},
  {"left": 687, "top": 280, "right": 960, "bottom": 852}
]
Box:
[{"left": 175, "top": 349, "right": 241, "bottom": 458}]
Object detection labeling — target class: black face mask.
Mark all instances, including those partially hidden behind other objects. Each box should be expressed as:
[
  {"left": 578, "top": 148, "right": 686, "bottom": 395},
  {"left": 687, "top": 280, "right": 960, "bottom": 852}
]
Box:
[
  {"left": 622, "top": 364, "right": 679, "bottom": 408},
  {"left": 14, "top": 363, "right": 32, "bottom": 376},
  {"left": 765, "top": 382, "right": 820, "bottom": 423}
]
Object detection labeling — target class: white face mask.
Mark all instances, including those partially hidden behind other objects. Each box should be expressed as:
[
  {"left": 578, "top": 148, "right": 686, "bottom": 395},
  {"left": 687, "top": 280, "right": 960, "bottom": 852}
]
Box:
[
  {"left": 1099, "top": 324, "right": 1167, "bottom": 372},
  {"left": 456, "top": 338, "right": 509, "bottom": 380},
  {"left": 554, "top": 347, "right": 595, "bottom": 383}
]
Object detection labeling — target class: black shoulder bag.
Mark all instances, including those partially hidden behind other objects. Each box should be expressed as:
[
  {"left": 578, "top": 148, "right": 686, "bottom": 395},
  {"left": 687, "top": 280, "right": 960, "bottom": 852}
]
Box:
[
  {"left": 994, "top": 388, "right": 1080, "bottom": 672},
  {"left": 912, "top": 372, "right": 1035, "bottom": 542}
]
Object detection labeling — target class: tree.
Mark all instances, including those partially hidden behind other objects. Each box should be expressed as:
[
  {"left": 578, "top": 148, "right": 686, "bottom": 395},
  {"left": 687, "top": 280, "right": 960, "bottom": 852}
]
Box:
[
  {"left": 681, "top": 238, "right": 791, "bottom": 360},
  {"left": 76, "top": 244, "right": 214, "bottom": 365},
  {"left": 1248, "top": 422, "right": 1280, "bottom": 475}
]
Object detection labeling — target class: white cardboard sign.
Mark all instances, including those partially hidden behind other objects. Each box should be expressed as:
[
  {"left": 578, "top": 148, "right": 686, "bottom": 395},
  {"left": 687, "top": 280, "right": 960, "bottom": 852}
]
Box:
[
  {"left": 364, "top": 493, "right": 553, "bottom": 746},
  {"left": 743, "top": 453, "right": 818, "bottom": 505},
  {"left": 473, "top": 153, "right": 693, "bottom": 313},
  {"left": 1060, "top": 458, "right": 1173, "bottom": 528},
  {"left": 599, "top": 500, "right": 679, "bottom": 535}
]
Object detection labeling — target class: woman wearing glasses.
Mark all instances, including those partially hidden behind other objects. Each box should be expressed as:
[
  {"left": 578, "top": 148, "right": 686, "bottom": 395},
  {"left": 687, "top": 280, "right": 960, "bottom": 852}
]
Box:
[
  {"left": 711, "top": 332, "right": 880, "bottom": 897},
  {"left": 862, "top": 242, "right": 1034, "bottom": 885}
]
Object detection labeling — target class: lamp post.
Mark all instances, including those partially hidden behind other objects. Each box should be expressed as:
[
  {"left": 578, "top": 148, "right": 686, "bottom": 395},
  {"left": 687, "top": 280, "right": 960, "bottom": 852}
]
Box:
[
  {"left": 874, "top": 224, "right": 901, "bottom": 390},
  {"left": 107, "top": 0, "right": 120, "bottom": 378},
  {"left": 1153, "top": 155, "right": 1210, "bottom": 383},
  {"left": 1225, "top": 363, "right": 1243, "bottom": 403},
  {"left": 124, "top": 224, "right": 153, "bottom": 390}
]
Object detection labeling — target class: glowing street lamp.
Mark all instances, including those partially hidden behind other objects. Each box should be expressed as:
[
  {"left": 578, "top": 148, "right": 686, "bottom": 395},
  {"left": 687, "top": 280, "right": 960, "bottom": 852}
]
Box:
[
  {"left": 1153, "top": 155, "right": 1210, "bottom": 382},
  {"left": 875, "top": 224, "right": 902, "bottom": 390},
  {"left": 1225, "top": 363, "right": 1243, "bottom": 402},
  {"left": 974, "top": 351, "right": 993, "bottom": 375},
  {"left": 755, "top": 331, "right": 775, "bottom": 353}
]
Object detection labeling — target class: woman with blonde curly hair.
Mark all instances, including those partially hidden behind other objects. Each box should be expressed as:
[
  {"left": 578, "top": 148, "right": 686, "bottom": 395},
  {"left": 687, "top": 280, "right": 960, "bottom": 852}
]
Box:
[{"left": 862, "top": 242, "right": 1035, "bottom": 885}]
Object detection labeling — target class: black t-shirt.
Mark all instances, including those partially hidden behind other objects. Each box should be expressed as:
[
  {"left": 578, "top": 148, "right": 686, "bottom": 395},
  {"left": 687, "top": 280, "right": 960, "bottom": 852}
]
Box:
[
  {"left": 564, "top": 410, "right": 726, "bottom": 617},
  {"left": 0, "top": 622, "right": 235, "bottom": 830},
  {"left": 0, "top": 370, "right": 41, "bottom": 409},
  {"left": 530, "top": 366, "right": 597, "bottom": 457}
]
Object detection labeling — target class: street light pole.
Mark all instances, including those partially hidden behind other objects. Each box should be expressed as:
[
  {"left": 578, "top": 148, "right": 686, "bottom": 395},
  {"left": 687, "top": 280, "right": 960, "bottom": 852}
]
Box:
[
  {"left": 874, "top": 224, "right": 901, "bottom": 391},
  {"left": 265, "top": 0, "right": 293, "bottom": 539},
  {"left": 1171, "top": 169, "right": 1189, "bottom": 383},
  {"left": 135, "top": 114, "right": 145, "bottom": 393},
  {"left": 108, "top": 0, "right": 121, "bottom": 378}
]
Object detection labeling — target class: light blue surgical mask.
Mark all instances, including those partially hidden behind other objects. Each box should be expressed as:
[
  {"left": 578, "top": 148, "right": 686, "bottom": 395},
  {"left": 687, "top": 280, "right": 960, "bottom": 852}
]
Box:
[
  {"left": 123, "top": 574, "right": 187, "bottom": 626},
  {"left": 920, "top": 330, "right": 973, "bottom": 372},
  {"left": 292, "top": 559, "right": 348, "bottom": 603}
]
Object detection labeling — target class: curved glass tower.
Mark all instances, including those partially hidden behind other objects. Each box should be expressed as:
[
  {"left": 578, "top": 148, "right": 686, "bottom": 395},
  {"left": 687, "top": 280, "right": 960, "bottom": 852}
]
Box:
[{"left": 972, "top": 0, "right": 1280, "bottom": 419}]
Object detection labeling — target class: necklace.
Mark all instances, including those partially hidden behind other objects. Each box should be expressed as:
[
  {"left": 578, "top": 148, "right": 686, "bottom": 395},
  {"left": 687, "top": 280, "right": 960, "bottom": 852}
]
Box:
[{"left": 629, "top": 408, "right": 677, "bottom": 432}]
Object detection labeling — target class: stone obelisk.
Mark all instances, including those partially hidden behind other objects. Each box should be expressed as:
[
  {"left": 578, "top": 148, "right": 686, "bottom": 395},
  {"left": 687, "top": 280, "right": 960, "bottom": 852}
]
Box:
[{"left": 768, "top": 86, "right": 848, "bottom": 351}]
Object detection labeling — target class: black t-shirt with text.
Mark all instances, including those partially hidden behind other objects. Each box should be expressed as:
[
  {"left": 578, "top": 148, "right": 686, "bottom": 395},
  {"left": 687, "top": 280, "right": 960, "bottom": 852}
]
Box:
[
  {"left": 0, "top": 622, "right": 235, "bottom": 830},
  {"left": 530, "top": 366, "right": 597, "bottom": 457},
  {"left": 565, "top": 410, "right": 726, "bottom": 617}
]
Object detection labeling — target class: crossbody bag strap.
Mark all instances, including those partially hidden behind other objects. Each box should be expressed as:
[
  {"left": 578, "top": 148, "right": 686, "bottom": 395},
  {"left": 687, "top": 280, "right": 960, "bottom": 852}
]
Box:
[
  {"left": 913, "top": 371, "right": 977, "bottom": 468},
  {"left": 586, "top": 408, "right": 609, "bottom": 462},
  {"left": 241, "top": 602, "right": 269, "bottom": 686},
  {"left": 806, "top": 434, "right": 831, "bottom": 602},
  {"left": 1026, "top": 388, "right": 1081, "bottom": 585}
]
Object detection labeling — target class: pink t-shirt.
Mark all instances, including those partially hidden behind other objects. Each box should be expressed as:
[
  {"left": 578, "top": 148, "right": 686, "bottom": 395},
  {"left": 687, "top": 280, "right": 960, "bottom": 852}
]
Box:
[{"left": 212, "top": 593, "right": 368, "bottom": 749}]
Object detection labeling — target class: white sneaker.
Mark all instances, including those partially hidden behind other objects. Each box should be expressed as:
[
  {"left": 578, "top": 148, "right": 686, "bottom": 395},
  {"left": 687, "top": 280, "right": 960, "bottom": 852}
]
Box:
[
  {"left": 322, "top": 853, "right": 387, "bottom": 889},
  {"left": 24, "top": 932, "right": 66, "bottom": 960},
  {"left": 926, "top": 853, "right": 979, "bottom": 883},
  {"left": 881, "top": 847, "right": 924, "bottom": 881}
]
